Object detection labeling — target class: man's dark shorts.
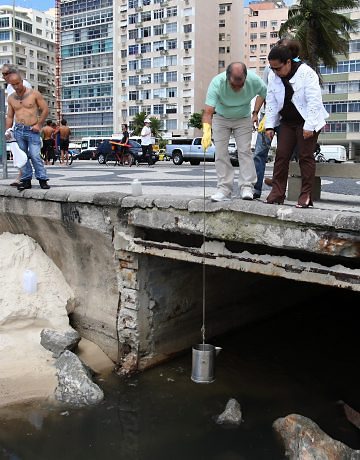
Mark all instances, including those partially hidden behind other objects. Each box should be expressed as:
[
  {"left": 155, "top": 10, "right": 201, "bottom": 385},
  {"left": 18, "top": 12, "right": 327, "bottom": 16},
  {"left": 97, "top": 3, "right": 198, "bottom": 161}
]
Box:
[{"left": 60, "top": 139, "right": 69, "bottom": 150}]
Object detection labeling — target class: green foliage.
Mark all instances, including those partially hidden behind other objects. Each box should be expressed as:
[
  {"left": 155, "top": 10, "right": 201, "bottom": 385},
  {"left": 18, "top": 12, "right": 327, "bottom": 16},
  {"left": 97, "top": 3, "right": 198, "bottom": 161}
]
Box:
[
  {"left": 188, "top": 112, "right": 203, "bottom": 130},
  {"left": 279, "top": 0, "right": 357, "bottom": 74}
]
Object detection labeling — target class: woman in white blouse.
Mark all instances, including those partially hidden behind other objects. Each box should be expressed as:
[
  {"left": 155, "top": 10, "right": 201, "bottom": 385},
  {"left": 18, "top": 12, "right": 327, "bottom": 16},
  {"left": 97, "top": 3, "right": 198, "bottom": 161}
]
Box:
[{"left": 264, "top": 45, "right": 328, "bottom": 208}]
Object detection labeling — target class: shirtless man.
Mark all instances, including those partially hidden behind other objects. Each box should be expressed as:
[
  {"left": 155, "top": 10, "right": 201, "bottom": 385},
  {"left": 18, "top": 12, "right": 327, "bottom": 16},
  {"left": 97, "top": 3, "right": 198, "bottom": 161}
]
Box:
[
  {"left": 41, "top": 120, "right": 55, "bottom": 165},
  {"left": 58, "top": 119, "right": 71, "bottom": 165},
  {"left": 5, "top": 72, "right": 50, "bottom": 190}
]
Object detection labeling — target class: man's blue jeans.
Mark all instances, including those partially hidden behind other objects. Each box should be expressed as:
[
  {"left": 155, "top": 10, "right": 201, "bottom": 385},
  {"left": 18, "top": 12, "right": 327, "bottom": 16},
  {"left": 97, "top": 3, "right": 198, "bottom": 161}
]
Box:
[
  {"left": 253, "top": 131, "right": 271, "bottom": 196},
  {"left": 14, "top": 123, "right": 48, "bottom": 181}
]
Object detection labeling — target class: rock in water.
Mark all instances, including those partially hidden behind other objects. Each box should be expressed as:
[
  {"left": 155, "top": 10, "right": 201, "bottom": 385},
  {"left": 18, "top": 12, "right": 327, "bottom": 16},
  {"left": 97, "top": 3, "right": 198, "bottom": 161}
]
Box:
[
  {"left": 216, "top": 398, "right": 242, "bottom": 425},
  {"left": 273, "top": 413, "right": 360, "bottom": 459}
]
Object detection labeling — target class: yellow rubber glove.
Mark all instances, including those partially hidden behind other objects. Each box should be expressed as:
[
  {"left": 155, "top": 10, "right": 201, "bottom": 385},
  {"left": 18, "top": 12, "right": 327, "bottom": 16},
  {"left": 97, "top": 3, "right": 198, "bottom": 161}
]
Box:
[{"left": 201, "top": 122, "right": 212, "bottom": 152}]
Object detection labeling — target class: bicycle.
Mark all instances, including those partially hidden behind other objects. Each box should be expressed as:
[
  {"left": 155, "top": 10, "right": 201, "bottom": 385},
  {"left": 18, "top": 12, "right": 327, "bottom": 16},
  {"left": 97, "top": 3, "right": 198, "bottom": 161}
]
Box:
[
  {"left": 314, "top": 144, "right": 326, "bottom": 163},
  {"left": 105, "top": 142, "right": 134, "bottom": 167}
]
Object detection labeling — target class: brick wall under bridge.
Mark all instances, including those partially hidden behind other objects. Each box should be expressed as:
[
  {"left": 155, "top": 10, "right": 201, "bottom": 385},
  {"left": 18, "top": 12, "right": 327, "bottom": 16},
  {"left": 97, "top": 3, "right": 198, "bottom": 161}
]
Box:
[{"left": 0, "top": 188, "right": 359, "bottom": 373}]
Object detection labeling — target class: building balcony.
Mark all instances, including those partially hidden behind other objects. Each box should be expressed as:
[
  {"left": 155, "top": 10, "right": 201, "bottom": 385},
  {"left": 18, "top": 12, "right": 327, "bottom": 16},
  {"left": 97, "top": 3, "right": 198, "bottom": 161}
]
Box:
[
  {"left": 135, "top": 38, "right": 143, "bottom": 43},
  {"left": 135, "top": 69, "right": 143, "bottom": 74},
  {"left": 160, "top": 49, "right": 168, "bottom": 55},
  {"left": 160, "top": 66, "right": 168, "bottom": 71},
  {"left": 160, "top": 34, "right": 168, "bottom": 40},
  {"left": 160, "top": 82, "right": 168, "bottom": 87},
  {"left": 135, "top": 84, "right": 143, "bottom": 89},
  {"left": 135, "top": 6, "right": 143, "bottom": 12},
  {"left": 160, "top": 98, "right": 168, "bottom": 103},
  {"left": 160, "top": 18, "right": 168, "bottom": 23},
  {"left": 135, "top": 53, "right": 143, "bottom": 58}
]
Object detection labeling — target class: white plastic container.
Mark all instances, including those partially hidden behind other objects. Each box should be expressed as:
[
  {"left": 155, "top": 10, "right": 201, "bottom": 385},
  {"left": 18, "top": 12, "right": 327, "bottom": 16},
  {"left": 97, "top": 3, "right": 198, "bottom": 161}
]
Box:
[
  {"left": 22, "top": 269, "right": 38, "bottom": 294},
  {"left": 131, "top": 178, "right": 143, "bottom": 196}
]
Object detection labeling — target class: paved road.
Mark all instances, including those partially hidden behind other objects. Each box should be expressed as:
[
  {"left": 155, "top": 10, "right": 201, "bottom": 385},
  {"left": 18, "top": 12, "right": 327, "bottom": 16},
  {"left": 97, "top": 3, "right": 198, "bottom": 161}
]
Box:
[{"left": 1, "top": 159, "right": 359, "bottom": 201}]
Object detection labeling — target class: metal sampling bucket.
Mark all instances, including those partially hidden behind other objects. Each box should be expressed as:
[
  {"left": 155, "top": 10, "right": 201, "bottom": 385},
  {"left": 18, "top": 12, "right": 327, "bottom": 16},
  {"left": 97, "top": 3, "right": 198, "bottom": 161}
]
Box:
[{"left": 191, "top": 344, "right": 221, "bottom": 384}]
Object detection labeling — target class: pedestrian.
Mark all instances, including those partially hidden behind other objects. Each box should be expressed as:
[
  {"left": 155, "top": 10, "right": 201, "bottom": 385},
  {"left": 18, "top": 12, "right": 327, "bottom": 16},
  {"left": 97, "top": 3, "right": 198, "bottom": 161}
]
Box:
[
  {"left": 41, "top": 120, "right": 55, "bottom": 165},
  {"left": 264, "top": 45, "right": 329, "bottom": 207},
  {"left": 201, "top": 62, "right": 267, "bottom": 201},
  {"left": 253, "top": 39, "right": 302, "bottom": 199},
  {"left": 5, "top": 72, "right": 50, "bottom": 190},
  {"left": 120, "top": 124, "right": 130, "bottom": 164},
  {"left": 141, "top": 118, "right": 154, "bottom": 167},
  {"left": 57, "top": 119, "right": 71, "bottom": 165},
  {"left": 1, "top": 64, "right": 32, "bottom": 187}
]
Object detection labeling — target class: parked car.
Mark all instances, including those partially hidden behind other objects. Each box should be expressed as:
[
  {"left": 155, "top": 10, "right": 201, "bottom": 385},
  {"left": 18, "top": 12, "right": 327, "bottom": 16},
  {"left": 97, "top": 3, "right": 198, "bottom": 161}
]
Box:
[
  {"left": 166, "top": 137, "right": 215, "bottom": 165},
  {"left": 95, "top": 139, "right": 158, "bottom": 166}
]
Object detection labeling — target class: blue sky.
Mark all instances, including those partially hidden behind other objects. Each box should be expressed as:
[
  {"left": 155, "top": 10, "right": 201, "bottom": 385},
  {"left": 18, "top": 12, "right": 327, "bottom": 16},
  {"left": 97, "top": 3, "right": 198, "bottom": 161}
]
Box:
[
  {"left": 1, "top": 0, "right": 293, "bottom": 13},
  {"left": 0, "top": 0, "right": 55, "bottom": 11}
]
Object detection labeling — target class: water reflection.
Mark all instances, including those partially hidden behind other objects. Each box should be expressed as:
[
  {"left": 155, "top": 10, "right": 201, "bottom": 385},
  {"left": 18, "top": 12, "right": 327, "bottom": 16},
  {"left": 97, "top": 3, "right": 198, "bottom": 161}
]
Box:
[{"left": 0, "top": 288, "right": 359, "bottom": 460}]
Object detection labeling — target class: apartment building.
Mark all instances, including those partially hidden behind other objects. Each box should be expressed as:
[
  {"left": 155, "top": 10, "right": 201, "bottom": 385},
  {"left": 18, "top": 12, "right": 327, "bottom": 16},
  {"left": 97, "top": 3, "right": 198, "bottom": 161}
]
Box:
[
  {"left": 58, "top": 0, "right": 243, "bottom": 140},
  {"left": 114, "top": 0, "right": 244, "bottom": 137},
  {"left": 0, "top": 5, "right": 56, "bottom": 120},
  {"left": 59, "top": 0, "right": 114, "bottom": 140},
  {"left": 319, "top": 8, "right": 360, "bottom": 160},
  {"left": 243, "top": 0, "right": 288, "bottom": 77}
]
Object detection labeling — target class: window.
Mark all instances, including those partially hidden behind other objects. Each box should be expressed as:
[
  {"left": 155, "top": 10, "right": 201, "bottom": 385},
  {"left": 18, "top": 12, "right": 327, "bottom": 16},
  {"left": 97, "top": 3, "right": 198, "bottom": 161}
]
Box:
[
  {"left": 129, "top": 106, "right": 139, "bottom": 116},
  {"left": 219, "top": 47, "right": 225, "bottom": 54},
  {"left": 129, "top": 75, "right": 139, "bottom": 85},
  {"left": 250, "top": 22, "right": 257, "bottom": 28},
  {"left": 153, "top": 104, "right": 164, "bottom": 115},
  {"left": 167, "top": 39, "right": 177, "bottom": 49},
  {"left": 271, "top": 20, "right": 278, "bottom": 27},
  {"left": 153, "top": 56, "right": 165, "bottom": 67},
  {"left": 167, "top": 7, "right": 177, "bottom": 17},
  {"left": 166, "top": 119, "right": 177, "bottom": 130},
  {"left": 260, "top": 32, "right": 267, "bottom": 39},
  {"left": 219, "top": 20, "right": 225, "bottom": 28},
  {"left": 129, "top": 60, "right": 138, "bottom": 70},
  {"left": 260, "top": 21, "right": 267, "bottom": 28},
  {"left": 183, "top": 74, "right": 191, "bottom": 81},
  {"left": 141, "top": 42, "right": 151, "bottom": 53},
  {"left": 184, "top": 40, "right": 192, "bottom": 50},
  {"left": 166, "top": 71, "right": 177, "bottom": 81},
  {"left": 250, "top": 33, "right": 257, "bottom": 40},
  {"left": 166, "top": 55, "right": 177, "bottom": 66},
  {"left": 129, "top": 29, "right": 138, "bottom": 40},
  {"left": 219, "top": 60, "right": 225, "bottom": 67},
  {"left": 260, "top": 44, "right": 267, "bottom": 53},
  {"left": 141, "top": 74, "right": 151, "bottom": 84},
  {"left": 141, "top": 58, "right": 151, "bottom": 68},
  {"left": 184, "top": 24, "right": 192, "bottom": 33},
  {"left": 166, "top": 22, "right": 177, "bottom": 33},
  {"left": 141, "top": 89, "right": 151, "bottom": 99},
  {"left": 153, "top": 40, "right": 165, "bottom": 51},
  {"left": 166, "top": 104, "right": 177, "bottom": 114},
  {"left": 141, "top": 11, "right": 151, "bottom": 22},
  {"left": 129, "top": 91, "right": 139, "bottom": 100},
  {"left": 250, "top": 45, "right": 257, "bottom": 53},
  {"left": 129, "top": 44, "right": 139, "bottom": 55},
  {"left": 154, "top": 25, "right": 164, "bottom": 35},
  {"left": 219, "top": 33, "right": 225, "bottom": 41},
  {"left": 129, "top": 14, "right": 138, "bottom": 24},
  {"left": 154, "top": 72, "right": 164, "bottom": 83},
  {"left": 141, "top": 26, "right": 151, "bottom": 37},
  {"left": 153, "top": 9, "right": 164, "bottom": 20},
  {"left": 270, "top": 32, "right": 278, "bottom": 38}
]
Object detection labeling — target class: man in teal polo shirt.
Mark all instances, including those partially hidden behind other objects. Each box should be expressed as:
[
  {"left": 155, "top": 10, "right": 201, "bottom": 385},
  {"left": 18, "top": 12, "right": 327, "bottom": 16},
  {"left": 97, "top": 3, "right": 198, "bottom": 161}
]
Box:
[{"left": 202, "top": 62, "right": 267, "bottom": 201}]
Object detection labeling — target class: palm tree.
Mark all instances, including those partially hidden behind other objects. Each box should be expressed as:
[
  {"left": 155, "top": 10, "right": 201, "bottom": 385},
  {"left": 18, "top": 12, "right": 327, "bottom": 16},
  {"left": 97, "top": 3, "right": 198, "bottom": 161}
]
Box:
[{"left": 279, "top": 0, "right": 357, "bottom": 73}]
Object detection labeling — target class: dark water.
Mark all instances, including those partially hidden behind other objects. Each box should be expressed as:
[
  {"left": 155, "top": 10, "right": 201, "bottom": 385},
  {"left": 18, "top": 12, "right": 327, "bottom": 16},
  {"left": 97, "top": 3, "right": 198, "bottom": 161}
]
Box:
[{"left": 1, "top": 288, "right": 359, "bottom": 460}]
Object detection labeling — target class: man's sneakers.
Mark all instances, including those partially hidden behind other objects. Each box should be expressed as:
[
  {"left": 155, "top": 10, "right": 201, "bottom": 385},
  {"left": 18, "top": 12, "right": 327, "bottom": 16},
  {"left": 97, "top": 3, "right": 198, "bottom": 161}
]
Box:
[
  {"left": 39, "top": 179, "right": 50, "bottom": 189},
  {"left": 211, "top": 191, "right": 231, "bottom": 202},
  {"left": 17, "top": 180, "right": 32, "bottom": 191},
  {"left": 240, "top": 186, "right": 254, "bottom": 200},
  {"left": 211, "top": 187, "right": 254, "bottom": 202}
]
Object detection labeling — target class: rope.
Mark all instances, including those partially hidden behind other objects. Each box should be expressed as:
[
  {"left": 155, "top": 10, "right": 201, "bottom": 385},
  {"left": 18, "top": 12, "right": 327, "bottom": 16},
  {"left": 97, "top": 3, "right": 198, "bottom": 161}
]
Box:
[{"left": 201, "top": 146, "right": 206, "bottom": 344}]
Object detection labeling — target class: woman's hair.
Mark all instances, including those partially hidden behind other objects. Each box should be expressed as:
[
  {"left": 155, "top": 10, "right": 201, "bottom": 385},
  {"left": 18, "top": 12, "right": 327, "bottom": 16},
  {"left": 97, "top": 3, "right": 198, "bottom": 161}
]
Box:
[
  {"left": 274, "top": 38, "right": 301, "bottom": 60},
  {"left": 268, "top": 45, "right": 293, "bottom": 64}
]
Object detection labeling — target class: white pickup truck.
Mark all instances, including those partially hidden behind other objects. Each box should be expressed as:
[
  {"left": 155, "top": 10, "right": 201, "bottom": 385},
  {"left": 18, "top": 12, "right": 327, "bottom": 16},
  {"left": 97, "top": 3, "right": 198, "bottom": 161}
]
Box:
[{"left": 165, "top": 137, "right": 216, "bottom": 165}]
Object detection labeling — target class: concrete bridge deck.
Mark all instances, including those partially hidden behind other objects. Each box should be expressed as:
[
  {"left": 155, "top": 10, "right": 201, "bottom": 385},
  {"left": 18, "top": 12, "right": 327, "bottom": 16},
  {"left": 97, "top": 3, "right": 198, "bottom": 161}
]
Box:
[{"left": 0, "top": 162, "right": 359, "bottom": 372}]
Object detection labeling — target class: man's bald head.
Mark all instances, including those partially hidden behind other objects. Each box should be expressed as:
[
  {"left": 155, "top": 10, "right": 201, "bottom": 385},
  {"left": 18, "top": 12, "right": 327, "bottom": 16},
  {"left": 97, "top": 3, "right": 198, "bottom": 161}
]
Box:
[{"left": 226, "top": 62, "right": 247, "bottom": 91}]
